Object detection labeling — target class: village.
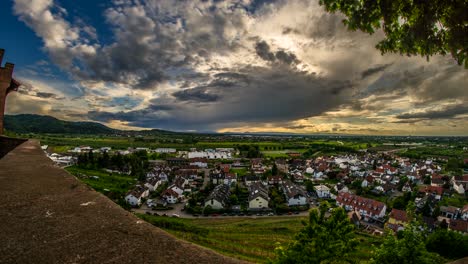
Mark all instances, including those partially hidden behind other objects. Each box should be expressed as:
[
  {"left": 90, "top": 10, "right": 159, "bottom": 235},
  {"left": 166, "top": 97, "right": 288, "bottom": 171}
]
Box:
[{"left": 44, "top": 144, "right": 468, "bottom": 236}]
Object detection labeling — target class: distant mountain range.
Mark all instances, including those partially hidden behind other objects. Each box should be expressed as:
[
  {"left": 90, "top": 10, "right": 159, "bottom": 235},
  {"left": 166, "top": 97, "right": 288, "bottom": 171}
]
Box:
[{"left": 4, "top": 114, "right": 119, "bottom": 134}]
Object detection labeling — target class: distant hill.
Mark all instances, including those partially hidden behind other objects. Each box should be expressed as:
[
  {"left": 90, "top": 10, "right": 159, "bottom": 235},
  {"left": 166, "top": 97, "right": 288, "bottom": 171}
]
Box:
[{"left": 4, "top": 114, "right": 118, "bottom": 134}]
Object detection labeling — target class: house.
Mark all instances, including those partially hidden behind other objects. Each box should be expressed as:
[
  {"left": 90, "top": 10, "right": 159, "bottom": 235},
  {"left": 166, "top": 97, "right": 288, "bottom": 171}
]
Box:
[
  {"left": 189, "top": 158, "right": 208, "bottom": 168},
  {"left": 211, "top": 172, "right": 224, "bottom": 185},
  {"left": 461, "top": 205, "right": 468, "bottom": 221},
  {"left": 290, "top": 171, "right": 304, "bottom": 183},
  {"left": 336, "top": 192, "right": 386, "bottom": 220},
  {"left": 431, "top": 173, "right": 445, "bottom": 187},
  {"left": 348, "top": 211, "right": 362, "bottom": 227},
  {"left": 245, "top": 175, "right": 261, "bottom": 186},
  {"left": 144, "top": 178, "right": 161, "bottom": 192},
  {"left": 161, "top": 188, "right": 180, "bottom": 204},
  {"left": 154, "top": 148, "right": 176, "bottom": 153},
  {"left": 440, "top": 206, "right": 460, "bottom": 220},
  {"left": 166, "top": 158, "right": 188, "bottom": 166},
  {"left": 402, "top": 182, "right": 412, "bottom": 192},
  {"left": 452, "top": 181, "right": 465, "bottom": 194},
  {"left": 219, "top": 164, "right": 231, "bottom": 173},
  {"left": 334, "top": 182, "right": 349, "bottom": 193},
  {"left": 281, "top": 180, "right": 307, "bottom": 206},
  {"left": 419, "top": 185, "right": 444, "bottom": 200},
  {"left": 251, "top": 159, "right": 266, "bottom": 175},
  {"left": 449, "top": 219, "right": 468, "bottom": 234},
  {"left": 453, "top": 175, "right": 468, "bottom": 190},
  {"left": 386, "top": 208, "right": 408, "bottom": 232},
  {"left": 125, "top": 186, "right": 149, "bottom": 207},
  {"left": 275, "top": 159, "right": 289, "bottom": 173},
  {"left": 248, "top": 182, "right": 269, "bottom": 210},
  {"left": 268, "top": 175, "right": 283, "bottom": 185},
  {"left": 224, "top": 173, "right": 237, "bottom": 186},
  {"left": 314, "top": 184, "right": 330, "bottom": 198},
  {"left": 205, "top": 184, "right": 231, "bottom": 210}
]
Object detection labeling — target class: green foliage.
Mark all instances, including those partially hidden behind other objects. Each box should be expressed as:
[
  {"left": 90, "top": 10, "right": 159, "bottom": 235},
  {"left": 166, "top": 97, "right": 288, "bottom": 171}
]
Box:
[
  {"left": 319, "top": 0, "right": 468, "bottom": 67},
  {"left": 137, "top": 214, "right": 209, "bottom": 236},
  {"left": 65, "top": 166, "right": 136, "bottom": 200},
  {"left": 272, "top": 202, "right": 357, "bottom": 263},
  {"left": 272, "top": 163, "right": 278, "bottom": 176},
  {"left": 237, "top": 144, "right": 263, "bottom": 158},
  {"left": 439, "top": 193, "right": 468, "bottom": 208},
  {"left": 372, "top": 222, "right": 445, "bottom": 264},
  {"left": 426, "top": 229, "right": 468, "bottom": 259}
]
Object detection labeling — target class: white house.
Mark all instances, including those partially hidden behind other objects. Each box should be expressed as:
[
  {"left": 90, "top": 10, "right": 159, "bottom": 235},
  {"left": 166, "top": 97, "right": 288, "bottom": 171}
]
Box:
[
  {"left": 144, "top": 178, "right": 161, "bottom": 192},
  {"left": 224, "top": 173, "right": 237, "bottom": 186},
  {"left": 125, "top": 186, "right": 149, "bottom": 207},
  {"left": 461, "top": 205, "right": 468, "bottom": 221},
  {"left": 154, "top": 148, "right": 176, "bottom": 153},
  {"left": 314, "top": 184, "right": 330, "bottom": 198},
  {"left": 248, "top": 182, "right": 269, "bottom": 210},
  {"left": 281, "top": 180, "right": 307, "bottom": 206},
  {"left": 162, "top": 189, "right": 180, "bottom": 204}
]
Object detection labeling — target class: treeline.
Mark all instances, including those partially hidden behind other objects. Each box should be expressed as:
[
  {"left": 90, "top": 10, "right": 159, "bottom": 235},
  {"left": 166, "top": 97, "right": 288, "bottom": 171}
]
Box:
[
  {"left": 77, "top": 150, "right": 149, "bottom": 180},
  {"left": 236, "top": 144, "right": 263, "bottom": 158}
]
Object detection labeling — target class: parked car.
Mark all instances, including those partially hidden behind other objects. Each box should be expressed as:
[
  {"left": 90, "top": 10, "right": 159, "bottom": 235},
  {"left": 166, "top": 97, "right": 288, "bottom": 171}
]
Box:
[
  {"left": 267, "top": 212, "right": 274, "bottom": 216},
  {"left": 171, "top": 214, "right": 180, "bottom": 218}
]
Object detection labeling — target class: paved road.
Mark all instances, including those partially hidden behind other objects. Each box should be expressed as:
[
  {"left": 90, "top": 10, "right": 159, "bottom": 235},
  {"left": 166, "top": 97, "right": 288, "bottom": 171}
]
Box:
[{"left": 132, "top": 201, "right": 315, "bottom": 219}]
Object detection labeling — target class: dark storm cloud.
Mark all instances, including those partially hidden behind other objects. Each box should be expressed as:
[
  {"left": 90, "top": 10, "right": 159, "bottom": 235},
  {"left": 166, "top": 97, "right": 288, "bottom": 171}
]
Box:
[
  {"left": 255, "top": 40, "right": 299, "bottom": 65},
  {"left": 172, "top": 87, "right": 221, "bottom": 102},
  {"left": 35, "top": 92, "right": 64, "bottom": 100},
  {"left": 361, "top": 64, "right": 392, "bottom": 79},
  {"left": 88, "top": 65, "right": 355, "bottom": 131},
  {"left": 396, "top": 104, "right": 468, "bottom": 120},
  {"left": 16, "top": 81, "right": 63, "bottom": 100},
  {"left": 255, "top": 41, "right": 275, "bottom": 61},
  {"left": 275, "top": 50, "right": 298, "bottom": 65}
]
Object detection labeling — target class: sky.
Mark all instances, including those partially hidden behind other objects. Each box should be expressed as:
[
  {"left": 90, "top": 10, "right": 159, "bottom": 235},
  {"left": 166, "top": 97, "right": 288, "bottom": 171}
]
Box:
[{"left": 1, "top": 0, "right": 467, "bottom": 135}]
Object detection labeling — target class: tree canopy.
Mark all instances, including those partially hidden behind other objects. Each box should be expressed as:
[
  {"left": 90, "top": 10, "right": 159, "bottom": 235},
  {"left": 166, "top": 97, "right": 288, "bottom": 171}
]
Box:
[
  {"left": 272, "top": 202, "right": 357, "bottom": 263},
  {"left": 319, "top": 0, "right": 468, "bottom": 68}
]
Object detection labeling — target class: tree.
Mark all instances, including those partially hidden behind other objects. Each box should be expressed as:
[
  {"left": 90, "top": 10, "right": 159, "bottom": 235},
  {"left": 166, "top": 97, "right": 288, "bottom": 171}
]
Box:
[
  {"left": 319, "top": 0, "right": 468, "bottom": 67},
  {"left": 372, "top": 223, "right": 443, "bottom": 264},
  {"left": 426, "top": 229, "right": 468, "bottom": 259},
  {"left": 272, "top": 202, "right": 357, "bottom": 263},
  {"left": 272, "top": 163, "right": 278, "bottom": 176}
]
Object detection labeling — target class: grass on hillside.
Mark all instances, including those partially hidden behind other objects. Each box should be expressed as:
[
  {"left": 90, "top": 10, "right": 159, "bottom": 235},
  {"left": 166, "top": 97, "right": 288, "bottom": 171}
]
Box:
[
  {"left": 137, "top": 214, "right": 382, "bottom": 263},
  {"left": 65, "top": 166, "right": 136, "bottom": 196}
]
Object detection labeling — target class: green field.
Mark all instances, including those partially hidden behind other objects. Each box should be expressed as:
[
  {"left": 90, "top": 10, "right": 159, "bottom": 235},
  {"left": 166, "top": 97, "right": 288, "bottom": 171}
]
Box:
[
  {"left": 65, "top": 166, "right": 136, "bottom": 197},
  {"left": 137, "top": 214, "right": 382, "bottom": 263}
]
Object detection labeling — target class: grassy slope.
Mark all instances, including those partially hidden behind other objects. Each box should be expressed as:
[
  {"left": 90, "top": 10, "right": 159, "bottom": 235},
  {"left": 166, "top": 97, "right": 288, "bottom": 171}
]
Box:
[
  {"left": 65, "top": 166, "right": 136, "bottom": 196},
  {"left": 137, "top": 215, "right": 382, "bottom": 263}
]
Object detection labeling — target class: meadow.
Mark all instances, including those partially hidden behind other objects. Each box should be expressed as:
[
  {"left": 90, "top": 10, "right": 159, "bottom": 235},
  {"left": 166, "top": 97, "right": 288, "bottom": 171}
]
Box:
[
  {"left": 65, "top": 166, "right": 136, "bottom": 199},
  {"left": 137, "top": 214, "right": 382, "bottom": 263}
]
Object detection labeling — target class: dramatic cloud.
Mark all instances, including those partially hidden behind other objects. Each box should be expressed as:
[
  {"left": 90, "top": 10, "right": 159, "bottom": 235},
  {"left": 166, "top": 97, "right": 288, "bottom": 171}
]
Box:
[
  {"left": 11, "top": 0, "right": 468, "bottom": 135},
  {"left": 396, "top": 104, "right": 468, "bottom": 120}
]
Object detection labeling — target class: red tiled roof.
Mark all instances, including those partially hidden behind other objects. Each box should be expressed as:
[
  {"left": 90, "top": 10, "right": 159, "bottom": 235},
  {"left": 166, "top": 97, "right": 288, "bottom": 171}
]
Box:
[
  {"left": 389, "top": 209, "right": 408, "bottom": 222},
  {"left": 449, "top": 220, "right": 468, "bottom": 233},
  {"left": 419, "top": 185, "right": 444, "bottom": 195},
  {"left": 336, "top": 193, "right": 385, "bottom": 217}
]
